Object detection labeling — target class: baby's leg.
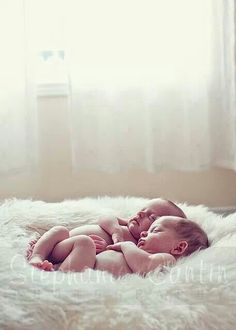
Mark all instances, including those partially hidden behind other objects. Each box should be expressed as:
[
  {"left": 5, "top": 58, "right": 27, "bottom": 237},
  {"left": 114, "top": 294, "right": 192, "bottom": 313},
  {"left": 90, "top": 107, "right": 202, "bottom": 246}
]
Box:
[
  {"left": 59, "top": 235, "right": 96, "bottom": 272},
  {"left": 49, "top": 235, "right": 91, "bottom": 263},
  {"left": 29, "top": 226, "right": 69, "bottom": 270}
]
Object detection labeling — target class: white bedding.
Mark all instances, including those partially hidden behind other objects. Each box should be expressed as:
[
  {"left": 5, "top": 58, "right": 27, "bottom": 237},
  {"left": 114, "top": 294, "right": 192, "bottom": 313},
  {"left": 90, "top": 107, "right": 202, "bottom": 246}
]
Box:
[{"left": 0, "top": 197, "right": 236, "bottom": 330}]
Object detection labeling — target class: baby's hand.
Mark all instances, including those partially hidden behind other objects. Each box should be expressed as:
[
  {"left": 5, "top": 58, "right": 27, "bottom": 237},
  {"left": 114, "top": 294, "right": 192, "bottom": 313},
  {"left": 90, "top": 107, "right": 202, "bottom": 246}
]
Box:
[
  {"left": 106, "top": 242, "right": 122, "bottom": 252},
  {"left": 89, "top": 235, "right": 108, "bottom": 253},
  {"left": 117, "top": 217, "right": 129, "bottom": 226},
  {"left": 112, "top": 227, "right": 124, "bottom": 244}
]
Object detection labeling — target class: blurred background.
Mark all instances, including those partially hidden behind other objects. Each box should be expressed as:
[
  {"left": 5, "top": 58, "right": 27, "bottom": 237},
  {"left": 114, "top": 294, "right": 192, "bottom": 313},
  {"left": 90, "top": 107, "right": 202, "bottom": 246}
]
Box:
[{"left": 1, "top": 0, "right": 236, "bottom": 207}]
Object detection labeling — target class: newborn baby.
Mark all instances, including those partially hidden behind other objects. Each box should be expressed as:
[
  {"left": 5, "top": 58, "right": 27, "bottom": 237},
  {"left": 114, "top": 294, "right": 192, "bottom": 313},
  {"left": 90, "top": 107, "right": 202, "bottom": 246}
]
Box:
[
  {"left": 97, "top": 216, "right": 209, "bottom": 276},
  {"left": 27, "top": 198, "right": 186, "bottom": 271},
  {"left": 30, "top": 215, "right": 209, "bottom": 277}
]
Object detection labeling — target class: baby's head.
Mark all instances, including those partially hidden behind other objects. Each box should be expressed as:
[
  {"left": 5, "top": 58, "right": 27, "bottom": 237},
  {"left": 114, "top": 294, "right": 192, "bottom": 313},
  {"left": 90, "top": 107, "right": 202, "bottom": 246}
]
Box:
[
  {"left": 137, "top": 216, "right": 208, "bottom": 258},
  {"left": 128, "top": 198, "right": 186, "bottom": 239}
]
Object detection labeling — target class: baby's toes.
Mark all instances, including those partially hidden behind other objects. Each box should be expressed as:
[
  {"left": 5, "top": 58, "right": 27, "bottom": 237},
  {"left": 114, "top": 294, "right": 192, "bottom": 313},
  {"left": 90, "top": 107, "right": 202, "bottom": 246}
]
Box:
[
  {"left": 41, "top": 260, "right": 54, "bottom": 271},
  {"left": 47, "top": 262, "right": 54, "bottom": 271},
  {"left": 29, "top": 256, "right": 43, "bottom": 269},
  {"left": 41, "top": 260, "right": 49, "bottom": 270}
]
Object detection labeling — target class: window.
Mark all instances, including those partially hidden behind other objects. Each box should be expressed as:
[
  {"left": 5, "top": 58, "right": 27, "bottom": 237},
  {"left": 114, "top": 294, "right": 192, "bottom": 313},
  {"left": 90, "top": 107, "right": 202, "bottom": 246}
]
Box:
[
  {"left": 25, "top": 0, "right": 68, "bottom": 95},
  {"left": 26, "top": 0, "right": 212, "bottom": 95}
]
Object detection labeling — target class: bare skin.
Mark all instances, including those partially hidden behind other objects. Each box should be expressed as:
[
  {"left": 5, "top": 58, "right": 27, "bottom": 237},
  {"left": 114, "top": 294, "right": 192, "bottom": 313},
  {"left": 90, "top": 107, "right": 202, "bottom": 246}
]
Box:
[
  {"left": 52, "top": 217, "right": 187, "bottom": 277},
  {"left": 60, "top": 216, "right": 192, "bottom": 277},
  {"left": 95, "top": 250, "right": 133, "bottom": 276},
  {"left": 27, "top": 199, "right": 186, "bottom": 272},
  {"left": 28, "top": 223, "right": 137, "bottom": 271}
]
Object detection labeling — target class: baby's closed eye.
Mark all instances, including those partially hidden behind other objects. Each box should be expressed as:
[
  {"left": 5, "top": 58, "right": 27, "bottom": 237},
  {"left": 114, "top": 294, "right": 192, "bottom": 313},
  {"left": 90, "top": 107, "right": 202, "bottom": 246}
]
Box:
[
  {"left": 149, "top": 214, "right": 157, "bottom": 221},
  {"left": 150, "top": 227, "right": 163, "bottom": 233}
]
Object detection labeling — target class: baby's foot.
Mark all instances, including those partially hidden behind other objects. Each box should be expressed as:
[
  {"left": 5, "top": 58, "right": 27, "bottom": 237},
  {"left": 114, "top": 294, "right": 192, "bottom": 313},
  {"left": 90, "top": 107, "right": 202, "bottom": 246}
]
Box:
[
  {"left": 29, "top": 255, "right": 54, "bottom": 271},
  {"left": 40, "top": 260, "right": 54, "bottom": 271},
  {"left": 29, "top": 255, "right": 44, "bottom": 268}
]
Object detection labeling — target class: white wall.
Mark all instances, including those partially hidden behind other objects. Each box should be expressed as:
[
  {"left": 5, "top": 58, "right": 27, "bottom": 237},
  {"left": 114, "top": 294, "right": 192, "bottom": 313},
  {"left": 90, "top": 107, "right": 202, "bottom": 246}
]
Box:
[{"left": 1, "top": 96, "right": 236, "bottom": 207}]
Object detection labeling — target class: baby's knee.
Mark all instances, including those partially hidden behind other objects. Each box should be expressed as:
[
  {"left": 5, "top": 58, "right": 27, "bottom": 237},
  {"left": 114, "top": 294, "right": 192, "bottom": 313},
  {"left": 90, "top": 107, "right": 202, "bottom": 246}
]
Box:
[
  {"left": 73, "top": 235, "right": 95, "bottom": 249},
  {"left": 51, "top": 226, "right": 69, "bottom": 239}
]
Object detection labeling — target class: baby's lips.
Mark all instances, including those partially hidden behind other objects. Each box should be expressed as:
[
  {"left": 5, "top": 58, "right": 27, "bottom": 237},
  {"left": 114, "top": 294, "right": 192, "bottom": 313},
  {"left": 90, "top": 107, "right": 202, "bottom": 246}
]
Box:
[{"left": 138, "top": 238, "right": 146, "bottom": 246}]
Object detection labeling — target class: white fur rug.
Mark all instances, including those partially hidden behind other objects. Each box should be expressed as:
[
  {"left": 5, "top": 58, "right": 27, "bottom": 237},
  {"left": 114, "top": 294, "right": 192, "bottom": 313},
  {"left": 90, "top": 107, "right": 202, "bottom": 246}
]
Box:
[{"left": 0, "top": 197, "right": 236, "bottom": 330}]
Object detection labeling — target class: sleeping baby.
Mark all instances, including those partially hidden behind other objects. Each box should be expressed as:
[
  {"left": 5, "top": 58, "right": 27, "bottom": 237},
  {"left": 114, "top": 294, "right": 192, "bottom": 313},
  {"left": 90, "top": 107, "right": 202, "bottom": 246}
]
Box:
[
  {"left": 58, "top": 215, "right": 209, "bottom": 276},
  {"left": 28, "top": 215, "right": 208, "bottom": 277},
  {"left": 27, "top": 198, "right": 186, "bottom": 272}
]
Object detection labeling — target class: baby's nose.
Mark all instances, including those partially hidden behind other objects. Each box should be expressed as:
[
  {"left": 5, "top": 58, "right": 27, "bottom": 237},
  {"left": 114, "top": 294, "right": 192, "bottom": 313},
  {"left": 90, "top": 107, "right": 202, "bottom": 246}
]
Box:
[{"left": 141, "top": 231, "right": 148, "bottom": 237}]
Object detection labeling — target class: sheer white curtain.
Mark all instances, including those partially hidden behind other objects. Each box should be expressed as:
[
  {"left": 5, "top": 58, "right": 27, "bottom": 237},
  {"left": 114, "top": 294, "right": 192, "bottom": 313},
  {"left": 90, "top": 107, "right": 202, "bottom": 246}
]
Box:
[
  {"left": 66, "top": 0, "right": 236, "bottom": 172},
  {"left": 0, "top": 0, "right": 38, "bottom": 175}
]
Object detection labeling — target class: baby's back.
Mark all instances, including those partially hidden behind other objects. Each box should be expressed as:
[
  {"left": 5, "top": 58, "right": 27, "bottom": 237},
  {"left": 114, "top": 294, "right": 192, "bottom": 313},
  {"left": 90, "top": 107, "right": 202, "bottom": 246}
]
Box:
[
  {"left": 95, "top": 250, "right": 132, "bottom": 276},
  {"left": 70, "top": 224, "right": 136, "bottom": 245}
]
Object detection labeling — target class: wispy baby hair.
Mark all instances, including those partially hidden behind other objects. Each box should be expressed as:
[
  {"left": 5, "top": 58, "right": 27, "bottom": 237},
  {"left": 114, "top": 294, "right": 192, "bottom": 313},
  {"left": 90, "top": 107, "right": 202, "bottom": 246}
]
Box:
[
  {"left": 166, "top": 200, "right": 186, "bottom": 219},
  {"left": 174, "top": 218, "right": 209, "bottom": 256}
]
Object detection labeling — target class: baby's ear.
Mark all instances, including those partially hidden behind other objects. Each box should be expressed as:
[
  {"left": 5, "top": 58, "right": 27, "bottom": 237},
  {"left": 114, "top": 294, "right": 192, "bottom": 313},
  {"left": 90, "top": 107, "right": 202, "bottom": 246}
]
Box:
[{"left": 170, "top": 240, "right": 188, "bottom": 256}]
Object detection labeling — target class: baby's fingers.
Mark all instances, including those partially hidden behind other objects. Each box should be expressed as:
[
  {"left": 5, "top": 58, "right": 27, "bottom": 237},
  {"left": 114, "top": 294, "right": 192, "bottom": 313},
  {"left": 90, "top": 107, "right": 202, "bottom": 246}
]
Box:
[
  {"left": 117, "top": 217, "right": 129, "bottom": 226},
  {"left": 113, "top": 235, "right": 124, "bottom": 243},
  {"left": 107, "top": 242, "right": 122, "bottom": 251},
  {"left": 89, "top": 234, "right": 105, "bottom": 242},
  {"left": 89, "top": 234, "right": 103, "bottom": 239},
  {"left": 106, "top": 244, "right": 120, "bottom": 251},
  {"left": 94, "top": 241, "right": 105, "bottom": 247},
  {"left": 112, "top": 236, "right": 120, "bottom": 244},
  {"left": 95, "top": 243, "right": 106, "bottom": 253}
]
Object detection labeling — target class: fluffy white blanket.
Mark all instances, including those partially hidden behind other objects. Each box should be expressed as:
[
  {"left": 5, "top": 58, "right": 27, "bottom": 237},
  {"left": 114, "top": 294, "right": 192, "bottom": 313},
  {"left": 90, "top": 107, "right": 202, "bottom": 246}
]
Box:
[{"left": 0, "top": 197, "right": 236, "bottom": 330}]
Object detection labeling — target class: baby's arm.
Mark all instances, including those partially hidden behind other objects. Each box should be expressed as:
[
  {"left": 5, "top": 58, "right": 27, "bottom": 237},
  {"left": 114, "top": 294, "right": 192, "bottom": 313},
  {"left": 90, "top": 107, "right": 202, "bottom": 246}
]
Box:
[
  {"left": 98, "top": 216, "right": 125, "bottom": 243},
  {"left": 107, "top": 242, "right": 175, "bottom": 275}
]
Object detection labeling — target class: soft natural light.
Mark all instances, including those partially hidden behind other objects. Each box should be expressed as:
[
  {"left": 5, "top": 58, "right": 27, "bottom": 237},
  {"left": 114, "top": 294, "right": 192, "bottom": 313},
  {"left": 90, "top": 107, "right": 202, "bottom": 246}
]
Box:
[
  {"left": 1, "top": 0, "right": 236, "bottom": 175},
  {"left": 25, "top": 0, "right": 212, "bottom": 87},
  {"left": 66, "top": 0, "right": 212, "bottom": 88},
  {"left": 25, "top": 0, "right": 66, "bottom": 84}
]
